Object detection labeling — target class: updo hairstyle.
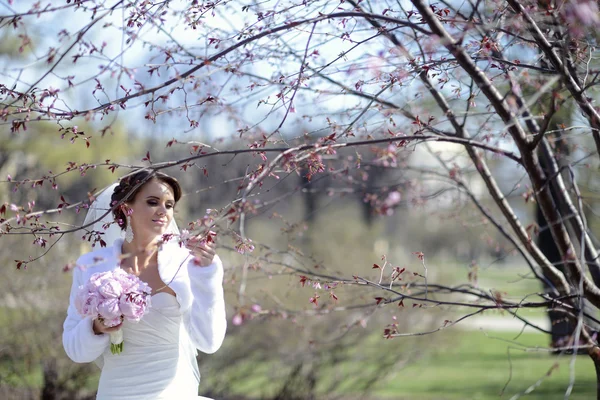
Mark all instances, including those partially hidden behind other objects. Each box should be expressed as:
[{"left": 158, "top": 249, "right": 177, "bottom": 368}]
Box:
[{"left": 111, "top": 170, "right": 182, "bottom": 231}]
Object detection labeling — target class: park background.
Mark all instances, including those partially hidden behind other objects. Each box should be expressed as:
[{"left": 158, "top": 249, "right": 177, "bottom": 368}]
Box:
[
  {"left": 1, "top": 1, "right": 600, "bottom": 399},
  {"left": 1, "top": 124, "right": 596, "bottom": 400}
]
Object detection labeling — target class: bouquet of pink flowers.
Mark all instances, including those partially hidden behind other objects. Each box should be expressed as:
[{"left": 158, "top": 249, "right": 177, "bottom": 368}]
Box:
[{"left": 75, "top": 269, "right": 152, "bottom": 354}]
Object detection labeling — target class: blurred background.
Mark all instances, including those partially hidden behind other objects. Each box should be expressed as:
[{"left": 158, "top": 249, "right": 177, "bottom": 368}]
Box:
[{"left": 0, "top": 130, "right": 597, "bottom": 400}]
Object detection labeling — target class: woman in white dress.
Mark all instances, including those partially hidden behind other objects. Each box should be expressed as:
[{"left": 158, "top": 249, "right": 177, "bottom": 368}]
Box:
[{"left": 62, "top": 170, "right": 227, "bottom": 400}]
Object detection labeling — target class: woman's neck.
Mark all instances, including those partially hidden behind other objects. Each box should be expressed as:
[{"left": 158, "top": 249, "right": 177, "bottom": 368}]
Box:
[{"left": 121, "top": 236, "right": 160, "bottom": 271}]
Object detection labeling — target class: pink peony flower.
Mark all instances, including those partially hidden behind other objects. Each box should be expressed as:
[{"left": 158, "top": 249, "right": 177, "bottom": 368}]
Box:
[
  {"left": 98, "top": 297, "right": 121, "bottom": 320},
  {"left": 98, "top": 279, "right": 123, "bottom": 299},
  {"left": 103, "top": 316, "right": 123, "bottom": 328},
  {"left": 75, "top": 290, "right": 100, "bottom": 316},
  {"left": 113, "top": 270, "right": 139, "bottom": 292},
  {"left": 87, "top": 272, "right": 108, "bottom": 289},
  {"left": 119, "top": 293, "right": 151, "bottom": 322},
  {"left": 75, "top": 269, "right": 152, "bottom": 354}
]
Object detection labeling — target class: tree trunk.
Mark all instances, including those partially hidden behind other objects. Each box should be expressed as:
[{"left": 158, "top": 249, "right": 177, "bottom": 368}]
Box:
[
  {"left": 537, "top": 130, "right": 598, "bottom": 351},
  {"left": 41, "top": 359, "right": 58, "bottom": 400},
  {"left": 537, "top": 204, "right": 578, "bottom": 350},
  {"left": 589, "top": 347, "right": 600, "bottom": 400}
]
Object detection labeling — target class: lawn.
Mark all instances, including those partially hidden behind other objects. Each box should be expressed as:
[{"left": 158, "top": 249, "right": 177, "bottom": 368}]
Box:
[
  {"left": 1, "top": 309, "right": 596, "bottom": 399},
  {"left": 1, "top": 253, "right": 596, "bottom": 399},
  {"left": 375, "top": 329, "right": 596, "bottom": 400},
  {"left": 203, "top": 326, "right": 596, "bottom": 400}
]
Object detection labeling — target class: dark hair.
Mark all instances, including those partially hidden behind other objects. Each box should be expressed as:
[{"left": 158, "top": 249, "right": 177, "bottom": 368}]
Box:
[{"left": 111, "top": 170, "right": 182, "bottom": 231}]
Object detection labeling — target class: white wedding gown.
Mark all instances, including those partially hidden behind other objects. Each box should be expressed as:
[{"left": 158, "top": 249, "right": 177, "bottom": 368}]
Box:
[{"left": 96, "top": 293, "right": 211, "bottom": 400}]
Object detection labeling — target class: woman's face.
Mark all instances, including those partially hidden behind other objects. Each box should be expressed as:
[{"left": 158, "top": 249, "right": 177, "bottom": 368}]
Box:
[{"left": 126, "top": 179, "right": 175, "bottom": 241}]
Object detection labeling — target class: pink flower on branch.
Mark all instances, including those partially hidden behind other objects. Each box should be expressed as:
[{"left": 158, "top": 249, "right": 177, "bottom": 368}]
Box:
[{"left": 562, "top": 0, "right": 600, "bottom": 37}]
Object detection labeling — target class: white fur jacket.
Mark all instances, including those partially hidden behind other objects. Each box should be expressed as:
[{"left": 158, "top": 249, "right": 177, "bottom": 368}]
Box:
[{"left": 62, "top": 238, "right": 227, "bottom": 364}]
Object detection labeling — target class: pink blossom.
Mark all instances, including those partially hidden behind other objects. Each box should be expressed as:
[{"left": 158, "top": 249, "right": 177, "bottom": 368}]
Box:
[
  {"left": 384, "top": 191, "right": 401, "bottom": 207},
  {"left": 568, "top": 1, "right": 600, "bottom": 26},
  {"left": 232, "top": 313, "right": 243, "bottom": 326},
  {"left": 251, "top": 304, "right": 262, "bottom": 313},
  {"left": 179, "top": 229, "right": 191, "bottom": 242},
  {"left": 235, "top": 238, "right": 255, "bottom": 254},
  {"left": 562, "top": 0, "right": 600, "bottom": 37}
]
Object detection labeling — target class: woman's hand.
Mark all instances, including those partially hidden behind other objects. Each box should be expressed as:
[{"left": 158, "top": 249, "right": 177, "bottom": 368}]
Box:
[
  {"left": 186, "top": 231, "right": 217, "bottom": 267},
  {"left": 93, "top": 317, "right": 122, "bottom": 335}
]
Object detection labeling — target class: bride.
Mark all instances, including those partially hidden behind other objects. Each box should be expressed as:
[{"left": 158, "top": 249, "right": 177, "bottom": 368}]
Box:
[{"left": 62, "top": 170, "right": 226, "bottom": 400}]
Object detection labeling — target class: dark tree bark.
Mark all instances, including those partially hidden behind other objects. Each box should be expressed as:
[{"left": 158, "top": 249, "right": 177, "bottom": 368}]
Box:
[{"left": 537, "top": 132, "right": 598, "bottom": 353}]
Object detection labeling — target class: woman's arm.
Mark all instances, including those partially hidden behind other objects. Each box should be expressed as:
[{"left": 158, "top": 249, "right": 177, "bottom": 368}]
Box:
[
  {"left": 182, "top": 255, "right": 227, "bottom": 354},
  {"left": 62, "top": 261, "right": 109, "bottom": 363}
]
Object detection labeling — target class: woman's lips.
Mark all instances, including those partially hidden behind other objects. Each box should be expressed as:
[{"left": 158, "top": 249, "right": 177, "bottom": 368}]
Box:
[{"left": 153, "top": 220, "right": 167, "bottom": 225}]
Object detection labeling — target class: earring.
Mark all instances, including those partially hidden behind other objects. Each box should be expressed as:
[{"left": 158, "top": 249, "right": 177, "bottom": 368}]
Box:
[{"left": 125, "top": 216, "right": 134, "bottom": 243}]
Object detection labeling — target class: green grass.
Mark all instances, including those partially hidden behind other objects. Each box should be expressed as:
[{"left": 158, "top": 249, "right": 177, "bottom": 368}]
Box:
[
  {"left": 201, "top": 328, "right": 596, "bottom": 400},
  {"left": 375, "top": 330, "right": 596, "bottom": 400},
  {"left": 432, "top": 261, "right": 566, "bottom": 320},
  {"left": 476, "top": 266, "right": 544, "bottom": 298},
  {"left": 1, "top": 305, "right": 597, "bottom": 399}
]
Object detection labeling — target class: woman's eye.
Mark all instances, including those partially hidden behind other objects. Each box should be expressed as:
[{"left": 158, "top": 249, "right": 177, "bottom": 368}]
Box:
[{"left": 146, "top": 200, "right": 174, "bottom": 208}]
